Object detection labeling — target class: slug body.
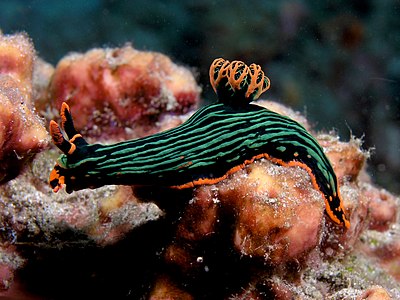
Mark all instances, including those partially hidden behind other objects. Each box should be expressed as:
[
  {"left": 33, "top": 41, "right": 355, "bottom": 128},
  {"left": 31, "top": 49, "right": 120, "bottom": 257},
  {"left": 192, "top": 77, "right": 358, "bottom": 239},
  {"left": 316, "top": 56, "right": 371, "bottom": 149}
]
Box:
[{"left": 49, "top": 58, "right": 350, "bottom": 229}]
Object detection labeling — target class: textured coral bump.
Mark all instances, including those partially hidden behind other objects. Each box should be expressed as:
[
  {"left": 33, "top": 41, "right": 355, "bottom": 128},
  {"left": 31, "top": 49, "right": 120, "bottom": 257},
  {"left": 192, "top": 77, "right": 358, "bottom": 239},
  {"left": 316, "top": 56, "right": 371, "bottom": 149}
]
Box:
[
  {"left": 46, "top": 46, "right": 201, "bottom": 139},
  {"left": 0, "top": 32, "right": 48, "bottom": 182}
]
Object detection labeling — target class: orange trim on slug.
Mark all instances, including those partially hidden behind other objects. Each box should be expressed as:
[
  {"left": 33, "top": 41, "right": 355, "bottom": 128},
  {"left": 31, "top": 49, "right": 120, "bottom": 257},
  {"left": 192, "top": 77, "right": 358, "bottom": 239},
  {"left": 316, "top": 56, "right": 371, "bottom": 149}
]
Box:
[
  {"left": 49, "top": 165, "right": 65, "bottom": 193},
  {"left": 49, "top": 120, "right": 64, "bottom": 147},
  {"left": 60, "top": 102, "right": 71, "bottom": 123},
  {"left": 171, "top": 152, "right": 349, "bottom": 228},
  {"left": 60, "top": 104, "right": 68, "bottom": 130},
  {"left": 69, "top": 134, "right": 83, "bottom": 143},
  {"left": 49, "top": 166, "right": 58, "bottom": 183},
  {"left": 67, "top": 143, "right": 76, "bottom": 155}
]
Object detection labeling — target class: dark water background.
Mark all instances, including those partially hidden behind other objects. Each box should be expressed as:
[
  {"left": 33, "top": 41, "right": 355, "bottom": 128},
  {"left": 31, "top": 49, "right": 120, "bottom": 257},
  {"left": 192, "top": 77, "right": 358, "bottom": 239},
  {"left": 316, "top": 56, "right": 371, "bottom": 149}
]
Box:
[{"left": 1, "top": 0, "right": 399, "bottom": 193}]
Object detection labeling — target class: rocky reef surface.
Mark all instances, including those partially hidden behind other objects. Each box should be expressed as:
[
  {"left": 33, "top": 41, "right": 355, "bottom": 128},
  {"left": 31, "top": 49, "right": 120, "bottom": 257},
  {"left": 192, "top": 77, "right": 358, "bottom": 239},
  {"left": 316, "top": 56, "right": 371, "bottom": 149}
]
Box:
[{"left": 0, "top": 31, "right": 399, "bottom": 299}]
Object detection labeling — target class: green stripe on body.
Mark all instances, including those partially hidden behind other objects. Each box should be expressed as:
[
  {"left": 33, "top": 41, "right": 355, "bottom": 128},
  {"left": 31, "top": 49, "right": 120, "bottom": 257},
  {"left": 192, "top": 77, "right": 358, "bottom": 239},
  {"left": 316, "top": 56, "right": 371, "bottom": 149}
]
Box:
[{"left": 61, "top": 102, "right": 338, "bottom": 200}]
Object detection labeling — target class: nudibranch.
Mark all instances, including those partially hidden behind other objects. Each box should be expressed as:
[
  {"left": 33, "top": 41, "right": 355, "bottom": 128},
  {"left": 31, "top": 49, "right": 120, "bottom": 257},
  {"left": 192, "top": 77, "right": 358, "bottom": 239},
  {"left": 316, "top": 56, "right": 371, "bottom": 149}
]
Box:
[{"left": 49, "top": 58, "right": 350, "bottom": 229}]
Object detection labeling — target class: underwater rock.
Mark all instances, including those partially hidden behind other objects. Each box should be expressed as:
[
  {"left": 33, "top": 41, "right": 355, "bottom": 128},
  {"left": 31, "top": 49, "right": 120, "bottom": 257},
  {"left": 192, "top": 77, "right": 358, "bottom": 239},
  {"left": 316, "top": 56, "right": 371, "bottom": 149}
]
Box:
[
  {"left": 319, "top": 135, "right": 367, "bottom": 183},
  {"left": 0, "top": 32, "right": 398, "bottom": 298},
  {"left": 358, "top": 223, "right": 400, "bottom": 282},
  {"left": 0, "top": 148, "right": 163, "bottom": 296},
  {"left": 145, "top": 101, "right": 400, "bottom": 299},
  {"left": 159, "top": 105, "right": 367, "bottom": 271},
  {"left": 2, "top": 94, "right": 400, "bottom": 298},
  {"left": 318, "top": 135, "right": 371, "bottom": 253},
  {"left": 158, "top": 148, "right": 330, "bottom": 293},
  {"left": 223, "top": 160, "right": 324, "bottom": 264},
  {"left": 0, "top": 245, "right": 24, "bottom": 291},
  {"left": 44, "top": 45, "right": 201, "bottom": 140},
  {"left": 0, "top": 150, "right": 162, "bottom": 246},
  {"left": 0, "top": 32, "right": 49, "bottom": 182},
  {"left": 364, "top": 185, "right": 398, "bottom": 232}
]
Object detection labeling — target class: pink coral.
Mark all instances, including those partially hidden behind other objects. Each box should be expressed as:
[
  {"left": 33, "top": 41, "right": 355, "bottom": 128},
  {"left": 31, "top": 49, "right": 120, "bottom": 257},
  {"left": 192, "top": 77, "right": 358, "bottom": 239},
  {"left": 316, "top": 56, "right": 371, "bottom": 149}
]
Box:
[
  {"left": 224, "top": 160, "right": 324, "bottom": 263},
  {"left": 365, "top": 186, "right": 398, "bottom": 232},
  {"left": 0, "top": 32, "right": 49, "bottom": 182},
  {"left": 45, "top": 45, "right": 201, "bottom": 140},
  {"left": 0, "top": 33, "right": 34, "bottom": 88}
]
